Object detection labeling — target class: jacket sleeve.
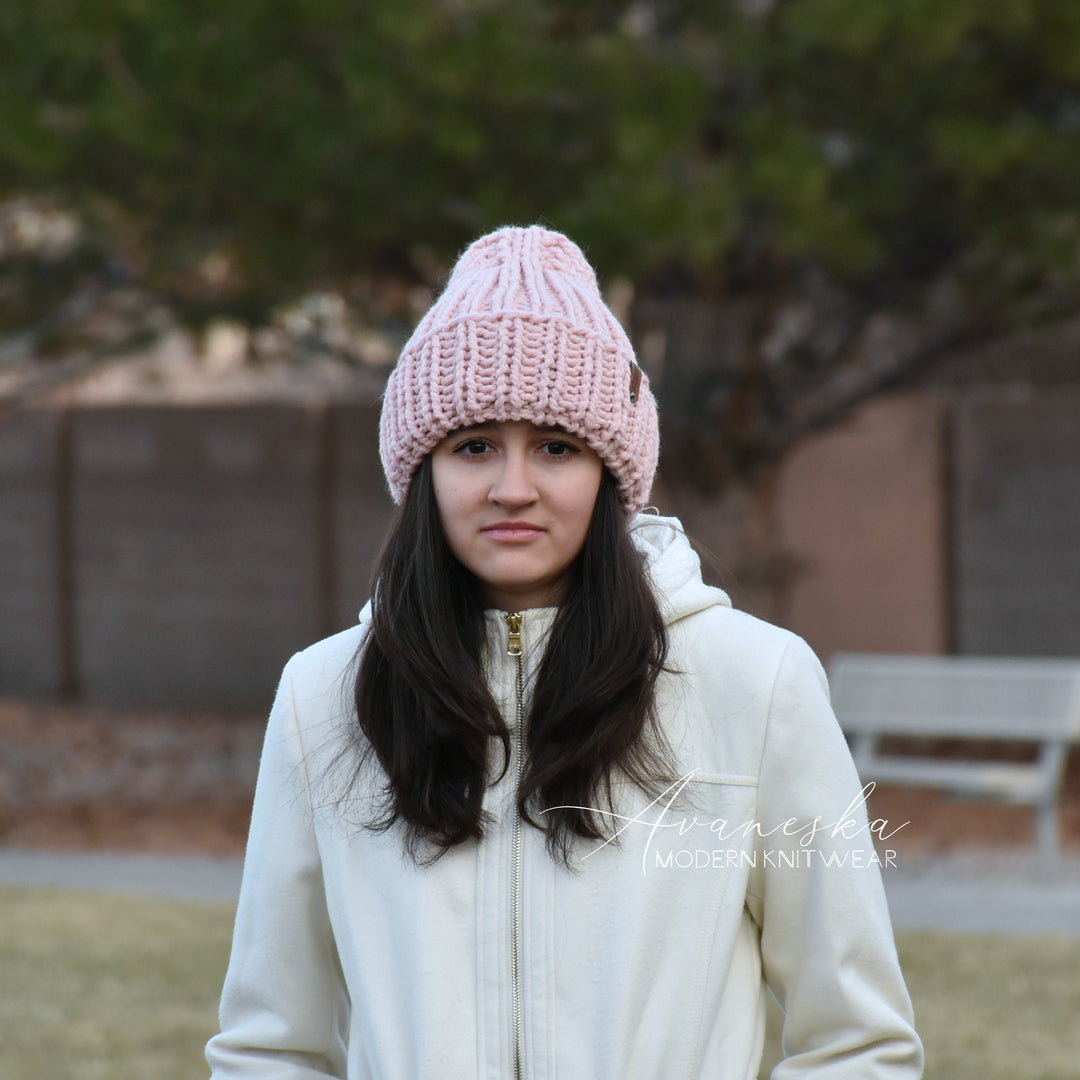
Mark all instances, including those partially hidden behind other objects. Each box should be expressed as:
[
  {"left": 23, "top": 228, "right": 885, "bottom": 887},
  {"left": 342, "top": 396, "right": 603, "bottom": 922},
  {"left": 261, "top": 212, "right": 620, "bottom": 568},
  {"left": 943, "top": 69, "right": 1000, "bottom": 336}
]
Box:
[
  {"left": 746, "top": 635, "right": 923, "bottom": 1079},
  {"left": 206, "top": 655, "right": 350, "bottom": 1079}
]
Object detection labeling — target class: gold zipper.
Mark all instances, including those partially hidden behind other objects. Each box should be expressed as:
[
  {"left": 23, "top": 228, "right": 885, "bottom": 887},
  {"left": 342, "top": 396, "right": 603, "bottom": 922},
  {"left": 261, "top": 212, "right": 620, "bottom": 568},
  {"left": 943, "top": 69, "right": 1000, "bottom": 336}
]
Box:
[
  {"left": 506, "top": 611, "right": 523, "bottom": 659},
  {"left": 505, "top": 610, "right": 525, "bottom": 1080}
]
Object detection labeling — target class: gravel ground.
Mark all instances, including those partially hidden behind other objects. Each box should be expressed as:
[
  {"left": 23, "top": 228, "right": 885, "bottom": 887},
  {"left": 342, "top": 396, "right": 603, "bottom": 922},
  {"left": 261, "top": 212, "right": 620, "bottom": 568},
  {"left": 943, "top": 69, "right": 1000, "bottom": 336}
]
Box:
[{"left": 0, "top": 698, "right": 262, "bottom": 854}]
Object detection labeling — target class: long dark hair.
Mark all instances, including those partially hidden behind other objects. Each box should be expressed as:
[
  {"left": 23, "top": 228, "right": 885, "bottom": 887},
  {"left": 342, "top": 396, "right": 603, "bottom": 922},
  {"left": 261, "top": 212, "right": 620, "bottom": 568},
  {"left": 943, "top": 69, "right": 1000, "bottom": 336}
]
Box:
[{"left": 350, "top": 456, "right": 671, "bottom": 863}]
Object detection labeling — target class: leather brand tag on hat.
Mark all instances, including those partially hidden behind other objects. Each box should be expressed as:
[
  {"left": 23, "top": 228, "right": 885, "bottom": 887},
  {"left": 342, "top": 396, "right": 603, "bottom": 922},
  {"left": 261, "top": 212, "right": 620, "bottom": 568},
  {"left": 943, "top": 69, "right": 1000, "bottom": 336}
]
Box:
[{"left": 629, "top": 363, "right": 642, "bottom": 404}]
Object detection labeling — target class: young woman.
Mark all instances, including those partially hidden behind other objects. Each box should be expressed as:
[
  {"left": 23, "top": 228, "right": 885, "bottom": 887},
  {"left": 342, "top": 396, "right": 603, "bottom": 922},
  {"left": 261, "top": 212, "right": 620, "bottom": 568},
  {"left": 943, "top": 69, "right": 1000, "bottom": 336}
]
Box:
[{"left": 207, "top": 226, "right": 922, "bottom": 1079}]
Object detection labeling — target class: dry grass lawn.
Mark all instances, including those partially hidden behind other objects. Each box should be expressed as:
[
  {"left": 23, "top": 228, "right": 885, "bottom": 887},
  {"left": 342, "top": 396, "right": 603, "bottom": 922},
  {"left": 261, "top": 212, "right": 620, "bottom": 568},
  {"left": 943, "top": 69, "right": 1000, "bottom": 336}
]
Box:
[
  {"left": 761, "top": 930, "right": 1080, "bottom": 1079},
  {"left": 1, "top": 887, "right": 1078, "bottom": 1080},
  {"left": 898, "top": 931, "right": 1080, "bottom": 1080},
  {"left": 0, "top": 887, "right": 234, "bottom": 1080}
]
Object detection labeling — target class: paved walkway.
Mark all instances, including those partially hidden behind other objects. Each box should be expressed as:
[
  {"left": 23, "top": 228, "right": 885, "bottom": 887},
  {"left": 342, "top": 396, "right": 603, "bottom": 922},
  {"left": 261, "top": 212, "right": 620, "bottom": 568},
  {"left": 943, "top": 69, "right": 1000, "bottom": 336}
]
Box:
[
  {"left": 0, "top": 849, "right": 243, "bottom": 904},
  {"left": 2, "top": 846, "right": 1079, "bottom": 935},
  {"left": 881, "top": 849, "right": 1080, "bottom": 935}
]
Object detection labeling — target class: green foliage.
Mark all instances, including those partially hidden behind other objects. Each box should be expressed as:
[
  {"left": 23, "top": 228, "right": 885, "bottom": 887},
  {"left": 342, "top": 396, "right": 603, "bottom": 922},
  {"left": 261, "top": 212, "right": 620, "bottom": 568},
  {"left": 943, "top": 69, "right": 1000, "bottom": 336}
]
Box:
[
  {"left": 0, "top": 1, "right": 710, "bottom": 302},
  {"left": 1, "top": 0, "right": 1078, "bottom": 319},
  {"left": 726, "top": 0, "right": 1080, "bottom": 302}
]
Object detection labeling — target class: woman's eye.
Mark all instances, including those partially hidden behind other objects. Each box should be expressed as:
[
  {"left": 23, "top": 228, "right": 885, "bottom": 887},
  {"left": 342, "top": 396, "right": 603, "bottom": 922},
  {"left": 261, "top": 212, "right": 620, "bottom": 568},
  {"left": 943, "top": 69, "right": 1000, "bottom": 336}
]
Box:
[
  {"left": 455, "top": 439, "right": 491, "bottom": 456},
  {"left": 541, "top": 440, "right": 579, "bottom": 457}
]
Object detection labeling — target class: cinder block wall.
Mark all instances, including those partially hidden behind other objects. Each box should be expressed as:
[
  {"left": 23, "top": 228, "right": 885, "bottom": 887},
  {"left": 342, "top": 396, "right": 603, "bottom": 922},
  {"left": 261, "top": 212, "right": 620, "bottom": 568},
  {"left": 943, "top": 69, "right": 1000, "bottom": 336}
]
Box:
[
  {"left": 0, "top": 408, "right": 67, "bottom": 697},
  {"left": 3, "top": 389, "right": 1079, "bottom": 708},
  {"left": 774, "top": 394, "right": 949, "bottom": 660},
  {"left": 654, "top": 387, "right": 1080, "bottom": 665},
  {"left": 953, "top": 390, "right": 1080, "bottom": 656},
  {"left": 0, "top": 404, "right": 394, "bottom": 709}
]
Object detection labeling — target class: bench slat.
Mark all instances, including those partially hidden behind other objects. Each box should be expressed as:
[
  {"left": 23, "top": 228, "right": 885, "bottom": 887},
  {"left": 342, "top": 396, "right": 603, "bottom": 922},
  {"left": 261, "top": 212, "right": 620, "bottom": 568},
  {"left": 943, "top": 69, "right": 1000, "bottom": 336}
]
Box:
[
  {"left": 858, "top": 757, "right": 1049, "bottom": 802},
  {"left": 837, "top": 710, "right": 1077, "bottom": 739},
  {"left": 829, "top": 654, "right": 1080, "bottom": 740}
]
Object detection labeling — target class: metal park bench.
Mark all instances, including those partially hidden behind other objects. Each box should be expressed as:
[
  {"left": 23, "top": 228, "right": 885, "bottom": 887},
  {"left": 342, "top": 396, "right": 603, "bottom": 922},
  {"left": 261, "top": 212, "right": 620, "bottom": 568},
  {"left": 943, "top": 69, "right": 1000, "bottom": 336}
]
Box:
[{"left": 827, "top": 653, "right": 1080, "bottom": 868}]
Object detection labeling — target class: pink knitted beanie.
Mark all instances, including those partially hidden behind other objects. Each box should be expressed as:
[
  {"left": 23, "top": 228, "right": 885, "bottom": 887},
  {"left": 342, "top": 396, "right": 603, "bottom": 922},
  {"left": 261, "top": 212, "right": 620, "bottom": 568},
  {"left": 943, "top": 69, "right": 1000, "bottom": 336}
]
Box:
[{"left": 379, "top": 225, "right": 659, "bottom": 515}]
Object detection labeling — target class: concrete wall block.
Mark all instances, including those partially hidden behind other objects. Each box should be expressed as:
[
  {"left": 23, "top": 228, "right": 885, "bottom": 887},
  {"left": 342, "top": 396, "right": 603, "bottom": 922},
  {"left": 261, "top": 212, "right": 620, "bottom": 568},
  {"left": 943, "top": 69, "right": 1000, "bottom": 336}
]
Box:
[
  {"left": 774, "top": 394, "right": 949, "bottom": 660},
  {"left": 72, "top": 406, "right": 327, "bottom": 707},
  {"left": 954, "top": 391, "right": 1080, "bottom": 656},
  {"left": 330, "top": 403, "right": 394, "bottom": 633},
  {"left": 0, "top": 409, "right": 65, "bottom": 695}
]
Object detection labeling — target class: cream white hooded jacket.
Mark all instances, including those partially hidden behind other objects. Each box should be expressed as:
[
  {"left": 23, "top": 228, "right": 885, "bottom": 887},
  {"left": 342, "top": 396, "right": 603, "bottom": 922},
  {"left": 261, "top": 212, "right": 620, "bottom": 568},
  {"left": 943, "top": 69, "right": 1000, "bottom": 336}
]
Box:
[{"left": 207, "top": 515, "right": 922, "bottom": 1079}]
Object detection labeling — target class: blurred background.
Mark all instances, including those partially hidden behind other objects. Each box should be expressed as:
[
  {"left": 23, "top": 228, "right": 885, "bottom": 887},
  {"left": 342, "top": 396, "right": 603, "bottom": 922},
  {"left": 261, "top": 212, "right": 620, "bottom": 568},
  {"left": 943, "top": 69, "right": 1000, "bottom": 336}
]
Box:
[
  {"left": 1, "top": 3, "right": 1079, "bottom": 1076},
  {"left": 3, "top": 0, "right": 1080, "bottom": 708}
]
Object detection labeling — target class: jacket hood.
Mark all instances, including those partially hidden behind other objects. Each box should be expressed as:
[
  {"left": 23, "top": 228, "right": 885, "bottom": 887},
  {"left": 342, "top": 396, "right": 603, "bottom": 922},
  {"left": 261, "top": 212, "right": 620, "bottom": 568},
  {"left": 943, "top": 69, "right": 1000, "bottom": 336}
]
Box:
[{"left": 629, "top": 513, "right": 731, "bottom": 626}]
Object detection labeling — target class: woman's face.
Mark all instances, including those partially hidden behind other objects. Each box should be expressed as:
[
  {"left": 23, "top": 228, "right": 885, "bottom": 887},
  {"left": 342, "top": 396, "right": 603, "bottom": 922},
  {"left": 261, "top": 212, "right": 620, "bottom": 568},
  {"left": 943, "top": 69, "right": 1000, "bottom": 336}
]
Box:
[{"left": 430, "top": 419, "right": 604, "bottom": 611}]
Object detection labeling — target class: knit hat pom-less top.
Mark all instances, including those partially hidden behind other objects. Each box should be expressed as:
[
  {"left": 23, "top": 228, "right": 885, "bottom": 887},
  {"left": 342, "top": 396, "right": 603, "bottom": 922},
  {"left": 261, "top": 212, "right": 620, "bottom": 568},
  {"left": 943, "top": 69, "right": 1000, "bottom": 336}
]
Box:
[{"left": 379, "top": 225, "right": 659, "bottom": 516}]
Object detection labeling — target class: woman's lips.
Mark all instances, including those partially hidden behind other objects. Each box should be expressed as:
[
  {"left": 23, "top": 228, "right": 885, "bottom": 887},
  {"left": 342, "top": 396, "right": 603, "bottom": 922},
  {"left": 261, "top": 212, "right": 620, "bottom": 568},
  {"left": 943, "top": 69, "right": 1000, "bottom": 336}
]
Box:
[{"left": 482, "top": 523, "right": 544, "bottom": 542}]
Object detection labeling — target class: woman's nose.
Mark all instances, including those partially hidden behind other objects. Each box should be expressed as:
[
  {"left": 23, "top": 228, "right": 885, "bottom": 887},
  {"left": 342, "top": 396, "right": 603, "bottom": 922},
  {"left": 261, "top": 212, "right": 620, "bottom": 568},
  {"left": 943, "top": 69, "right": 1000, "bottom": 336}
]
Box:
[{"left": 488, "top": 451, "right": 538, "bottom": 507}]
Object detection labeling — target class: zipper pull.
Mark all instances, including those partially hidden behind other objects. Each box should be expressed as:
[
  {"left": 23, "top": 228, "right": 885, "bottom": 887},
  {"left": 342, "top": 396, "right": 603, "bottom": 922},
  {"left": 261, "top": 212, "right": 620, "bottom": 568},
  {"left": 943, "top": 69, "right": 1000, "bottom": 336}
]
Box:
[{"left": 505, "top": 612, "right": 523, "bottom": 657}]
